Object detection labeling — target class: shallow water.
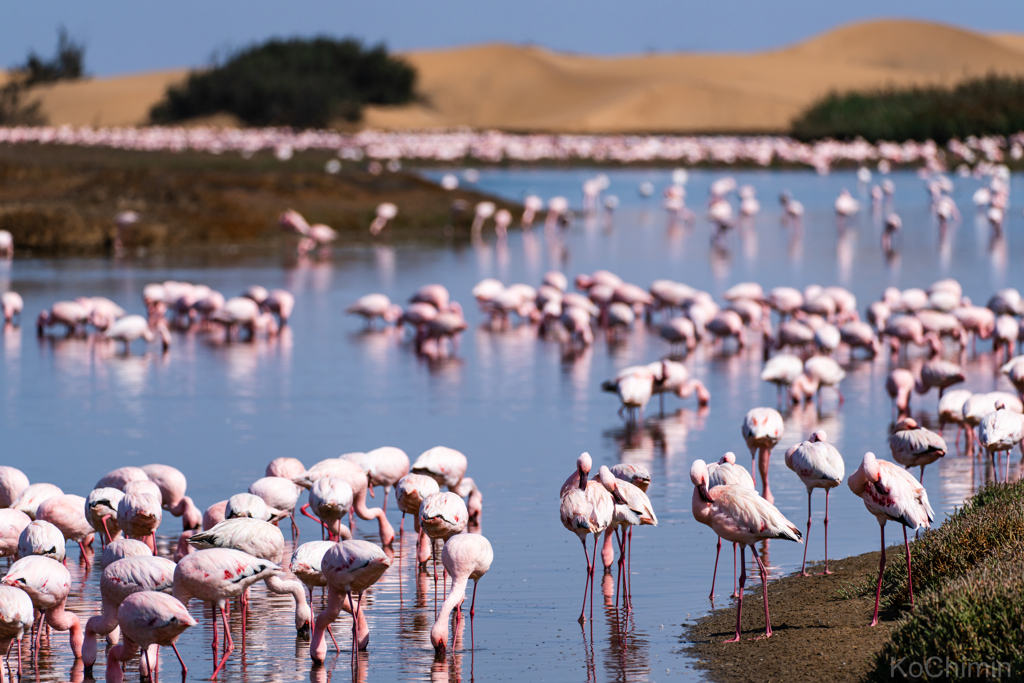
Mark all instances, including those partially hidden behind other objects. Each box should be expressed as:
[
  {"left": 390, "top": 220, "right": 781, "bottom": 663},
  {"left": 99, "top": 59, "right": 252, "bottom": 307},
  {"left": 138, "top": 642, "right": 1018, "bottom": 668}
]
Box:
[{"left": 2, "top": 166, "right": 1023, "bottom": 682}]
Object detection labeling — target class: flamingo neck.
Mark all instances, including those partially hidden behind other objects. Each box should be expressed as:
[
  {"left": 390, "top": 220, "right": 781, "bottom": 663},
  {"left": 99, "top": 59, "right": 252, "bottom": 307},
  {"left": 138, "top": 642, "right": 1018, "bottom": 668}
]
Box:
[{"left": 431, "top": 575, "right": 469, "bottom": 650}]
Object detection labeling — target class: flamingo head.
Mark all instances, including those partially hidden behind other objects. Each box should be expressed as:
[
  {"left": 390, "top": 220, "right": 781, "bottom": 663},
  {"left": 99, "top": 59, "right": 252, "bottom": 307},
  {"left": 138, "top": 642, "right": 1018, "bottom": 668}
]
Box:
[
  {"left": 576, "top": 453, "right": 593, "bottom": 488},
  {"left": 296, "top": 601, "right": 311, "bottom": 637},
  {"left": 719, "top": 452, "right": 736, "bottom": 465},
  {"left": 810, "top": 430, "right": 827, "bottom": 443},
  {"left": 597, "top": 466, "right": 617, "bottom": 493},
  {"left": 862, "top": 452, "right": 881, "bottom": 484},
  {"left": 689, "top": 460, "right": 712, "bottom": 502},
  {"left": 896, "top": 417, "right": 918, "bottom": 430}
]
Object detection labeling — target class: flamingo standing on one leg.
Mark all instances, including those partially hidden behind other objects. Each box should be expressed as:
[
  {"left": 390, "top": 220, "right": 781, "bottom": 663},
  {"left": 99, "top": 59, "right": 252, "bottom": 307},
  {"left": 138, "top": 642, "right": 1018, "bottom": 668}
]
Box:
[
  {"left": 689, "top": 460, "right": 802, "bottom": 641},
  {"left": 741, "top": 407, "right": 785, "bottom": 503},
  {"left": 104, "top": 591, "right": 196, "bottom": 683},
  {"left": 890, "top": 418, "right": 947, "bottom": 482},
  {"left": 309, "top": 540, "right": 392, "bottom": 668},
  {"left": 172, "top": 548, "right": 279, "bottom": 678},
  {"left": 785, "top": 431, "right": 845, "bottom": 576},
  {"left": 0, "top": 585, "right": 33, "bottom": 681},
  {"left": 560, "top": 458, "right": 613, "bottom": 624},
  {"left": 430, "top": 533, "right": 493, "bottom": 656},
  {"left": 848, "top": 452, "right": 934, "bottom": 626},
  {"left": 1, "top": 556, "right": 82, "bottom": 661}
]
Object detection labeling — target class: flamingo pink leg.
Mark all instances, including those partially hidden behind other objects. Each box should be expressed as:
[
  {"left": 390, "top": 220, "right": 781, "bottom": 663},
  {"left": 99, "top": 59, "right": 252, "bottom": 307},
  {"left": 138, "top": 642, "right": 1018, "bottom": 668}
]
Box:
[
  {"left": 800, "top": 490, "right": 812, "bottom": 576},
  {"left": 172, "top": 642, "right": 187, "bottom": 677},
  {"left": 211, "top": 603, "right": 233, "bottom": 679},
  {"left": 750, "top": 546, "right": 772, "bottom": 639},
  {"left": 870, "top": 525, "right": 886, "bottom": 627},
  {"left": 709, "top": 537, "right": 721, "bottom": 599},
  {"left": 732, "top": 543, "right": 739, "bottom": 598},
  {"left": 903, "top": 526, "right": 914, "bottom": 607},
  {"left": 589, "top": 533, "right": 598, "bottom": 623},
  {"left": 578, "top": 537, "right": 591, "bottom": 624},
  {"left": 724, "top": 545, "right": 746, "bottom": 643},
  {"left": 821, "top": 489, "right": 833, "bottom": 575}
]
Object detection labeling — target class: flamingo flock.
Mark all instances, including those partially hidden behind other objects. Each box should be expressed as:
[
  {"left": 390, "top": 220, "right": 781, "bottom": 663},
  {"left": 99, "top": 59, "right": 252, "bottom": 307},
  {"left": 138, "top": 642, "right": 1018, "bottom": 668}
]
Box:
[{"left": 0, "top": 445, "right": 490, "bottom": 680}]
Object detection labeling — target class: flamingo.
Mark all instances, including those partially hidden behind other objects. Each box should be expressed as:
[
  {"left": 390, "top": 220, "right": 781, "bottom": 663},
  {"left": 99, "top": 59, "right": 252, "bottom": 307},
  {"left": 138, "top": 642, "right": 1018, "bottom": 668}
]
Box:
[
  {"left": 793, "top": 355, "right": 846, "bottom": 405},
  {"left": 979, "top": 401, "right": 1024, "bottom": 480},
  {"left": 82, "top": 555, "right": 177, "bottom": 673},
  {"left": 700, "top": 453, "right": 754, "bottom": 600},
  {"left": 412, "top": 447, "right": 468, "bottom": 491},
  {"left": 760, "top": 354, "right": 803, "bottom": 405},
  {"left": 203, "top": 501, "right": 228, "bottom": 530},
  {"left": 559, "top": 458, "right": 613, "bottom": 624},
  {"left": 309, "top": 540, "right": 392, "bottom": 667},
  {"left": 596, "top": 466, "right": 656, "bottom": 608},
  {"left": 0, "top": 510, "right": 30, "bottom": 560},
  {"left": 35, "top": 494, "right": 95, "bottom": 562},
  {"left": 117, "top": 491, "right": 162, "bottom": 553},
  {"left": 0, "top": 585, "right": 32, "bottom": 681},
  {"left": 172, "top": 548, "right": 280, "bottom": 678},
  {"left": 293, "top": 458, "right": 395, "bottom": 545},
  {"left": 85, "top": 487, "right": 124, "bottom": 543},
  {"left": 886, "top": 369, "right": 916, "bottom": 421},
  {"left": 649, "top": 359, "right": 710, "bottom": 410},
  {"left": 346, "top": 294, "right": 402, "bottom": 329},
  {"left": 419, "top": 492, "right": 468, "bottom": 594},
  {"left": 741, "top": 407, "right": 784, "bottom": 503},
  {"left": 451, "top": 477, "right": 483, "bottom": 524},
  {"left": 848, "top": 452, "right": 933, "bottom": 626},
  {"left": 105, "top": 592, "right": 196, "bottom": 683},
  {"left": 100, "top": 538, "right": 152, "bottom": 571},
  {"left": 395, "top": 474, "right": 440, "bottom": 565},
  {"left": 103, "top": 314, "right": 171, "bottom": 353},
  {"left": 0, "top": 467, "right": 29, "bottom": 509},
  {"left": 369, "top": 202, "right": 398, "bottom": 235},
  {"left": 0, "top": 232, "right": 11, "bottom": 259},
  {"left": 289, "top": 541, "right": 367, "bottom": 652},
  {"left": 430, "top": 533, "right": 494, "bottom": 655},
  {"left": 608, "top": 463, "right": 651, "bottom": 492},
  {"left": 785, "top": 431, "right": 845, "bottom": 575},
  {"left": 361, "top": 446, "right": 410, "bottom": 512},
  {"left": 890, "top": 418, "right": 947, "bottom": 481},
  {"left": 249, "top": 476, "right": 303, "bottom": 538},
  {"left": 266, "top": 457, "right": 306, "bottom": 480},
  {"left": 689, "top": 460, "right": 802, "bottom": 641},
  {"left": 917, "top": 360, "right": 965, "bottom": 398},
  {"left": 309, "top": 478, "right": 354, "bottom": 541},
  {"left": 601, "top": 365, "right": 655, "bottom": 425},
  {"left": 1, "top": 556, "right": 82, "bottom": 660},
  {"left": 141, "top": 464, "right": 202, "bottom": 530},
  {"left": 17, "top": 520, "right": 66, "bottom": 561},
  {"left": 11, "top": 483, "right": 62, "bottom": 519},
  {"left": 225, "top": 492, "right": 283, "bottom": 522},
  {"left": 937, "top": 389, "right": 972, "bottom": 444}
]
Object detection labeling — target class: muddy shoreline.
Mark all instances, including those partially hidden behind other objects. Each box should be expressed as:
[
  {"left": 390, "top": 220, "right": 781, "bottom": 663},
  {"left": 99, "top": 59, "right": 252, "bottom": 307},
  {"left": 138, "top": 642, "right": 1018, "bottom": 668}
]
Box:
[
  {"left": 685, "top": 548, "right": 906, "bottom": 682},
  {"left": 0, "top": 144, "right": 517, "bottom": 256}
]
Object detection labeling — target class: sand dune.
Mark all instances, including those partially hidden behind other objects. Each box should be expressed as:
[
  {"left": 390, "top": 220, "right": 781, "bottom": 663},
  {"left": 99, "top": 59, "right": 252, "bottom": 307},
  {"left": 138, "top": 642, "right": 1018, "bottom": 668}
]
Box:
[{"left": 15, "top": 20, "right": 1024, "bottom": 133}]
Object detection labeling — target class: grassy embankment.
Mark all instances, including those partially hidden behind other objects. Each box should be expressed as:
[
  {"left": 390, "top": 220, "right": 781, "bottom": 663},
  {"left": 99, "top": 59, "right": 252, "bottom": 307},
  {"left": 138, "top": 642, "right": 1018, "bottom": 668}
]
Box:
[{"left": 0, "top": 143, "right": 515, "bottom": 256}]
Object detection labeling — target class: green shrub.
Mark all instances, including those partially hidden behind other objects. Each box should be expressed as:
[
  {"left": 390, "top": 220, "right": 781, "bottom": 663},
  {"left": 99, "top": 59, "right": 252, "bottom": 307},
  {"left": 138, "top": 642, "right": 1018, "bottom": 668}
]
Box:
[
  {"left": 12, "top": 27, "right": 86, "bottom": 86},
  {"left": 791, "top": 75, "right": 1024, "bottom": 143},
  {"left": 868, "top": 545, "right": 1024, "bottom": 681},
  {"left": 150, "top": 37, "right": 416, "bottom": 128}
]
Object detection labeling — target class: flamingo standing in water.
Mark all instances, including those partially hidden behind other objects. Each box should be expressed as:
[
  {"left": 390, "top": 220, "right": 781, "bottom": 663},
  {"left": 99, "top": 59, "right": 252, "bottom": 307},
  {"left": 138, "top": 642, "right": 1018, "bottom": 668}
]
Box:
[
  {"left": 689, "top": 460, "right": 802, "bottom": 641},
  {"left": 559, "top": 458, "right": 613, "bottom": 624},
  {"left": 0, "top": 509, "right": 30, "bottom": 561},
  {"left": 172, "top": 548, "right": 279, "bottom": 678},
  {"left": 85, "top": 487, "right": 123, "bottom": 543},
  {"left": 17, "top": 520, "right": 66, "bottom": 561},
  {"left": 848, "top": 452, "right": 933, "bottom": 626},
  {"left": 361, "top": 446, "right": 410, "bottom": 512},
  {"left": 0, "top": 585, "right": 33, "bottom": 680},
  {"left": 82, "top": 555, "right": 177, "bottom": 674},
  {"left": 117, "top": 491, "right": 162, "bottom": 553},
  {"left": 289, "top": 541, "right": 367, "bottom": 652},
  {"left": 697, "top": 453, "right": 753, "bottom": 600},
  {"left": 249, "top": 476, "right": 303, "bottom": 538},
  {"left": 412, "top": 447, "right": 468, "bottom": 492},
  {"left": 309, "top": 478, "right": 354, "bottom": 541},
  {"left": 35, "top": 494, "right": 95, "bottom": 564},
  {"left": 105, "top": 591, "right": 196, "bottom": 683},
  {"left": 890, "top": 418, "right": 947, "bottom": 481},
  {"left": 785, "top": 431, "right": 845, "bottom": 575},
  {"left": 309, "top": 540, "right": 392, "bottom": 668},
  {"left": 0, "top": 467, "right": 29, "bottom": 508},
  {"left": 395, "top": 474, "right": 440, "bottom": 567},
  {"left": 741, "top": 407, "right": 784, "bottom": 503},
  {"left": 596, "top": 466, "right": 656, "bottom": 609},
  {"left": 141, "top": 464, "right": 202, "bottom": 530},
  {"left": 2, "top": 556, "right": 82, "bottom": 661},
  {"left": 430, "top": 533, "right": 494, "bottom": 655}
]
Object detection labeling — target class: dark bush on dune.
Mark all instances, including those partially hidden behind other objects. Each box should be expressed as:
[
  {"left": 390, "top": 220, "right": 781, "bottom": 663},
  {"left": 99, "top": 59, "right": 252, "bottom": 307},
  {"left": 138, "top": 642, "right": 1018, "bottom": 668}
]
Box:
[
  {"left": 150, "top": 37, "right": 416, "bottom": 128},
  {"left": 791, "top": 75, "right": 1024, "bottom": 143}
]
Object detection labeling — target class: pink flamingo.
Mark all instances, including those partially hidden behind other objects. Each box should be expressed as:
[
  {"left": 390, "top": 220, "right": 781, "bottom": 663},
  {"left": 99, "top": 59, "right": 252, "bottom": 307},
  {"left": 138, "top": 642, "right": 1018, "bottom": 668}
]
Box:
[
  {"left": 249, "top": 476, "right": 303, "bottom": 538},
  {"left": 2, "top": 556, "right": 82, "bottom": 661},
  {"left": 413, "top": 446, "right": 468, "bottom": 491},
  {"left": 596, "top": 466, "right": 656, "bottom": 609},
  {"left": 141, "top": 464, "right": 202, "bottom": 530},
  {"left": 608, "top": 462, "right": 651, "bottom": 492},
  {"left": 172, "top": 548, "right": 280, "bottom": 678},
  {"left": 289, "top": 541, "right": 367, "bottom": 652},
  {"left": 310, "top": 540, "right": 392, "bottom": 668},
  {"left": 0, "top": 509, "right": 30, "bottom": 560},
  {"left": 346, "top": 294, "right": 403, "bottom": 329},
  {"left": 0, "top": 467, "right": 29, "bottom": 508},
  {"left": 451, "top": 477, "right": 483, "bottom": 525},
  {"left": 309, "top": 478, "right": 355, "bottom": 541},
  {"left": 689, "top": 460, "right": 802, "bottom": 641},
  {"left": 203, "top": 500, "right": 228, "bottom": 530},
  {"left": 116, "top": 491, "right": 162, "bottom": 553},
  {"left": 103, "top": 315, "right": 171, "bottom": 353},
  {"left": 848, "top": 452, "right": 933, "bottom": 626},
  {"left": 395, "top": 474, "right": 440, "bottom": 565},
  {"left": 698, "top": 453, "right": 753, "bottom": 600},
  {"left": 12, "top": 483, "right": 62, "bottom": 519},
  {"left": 1, "top": 292, "right": 23, "bottom": 325},
  {"left": 560, "top": 458, "right": 613, "bottom": 624},
  {"left": 294, "top": 459, "right": 395, "bottom": 545},
  {"left": 85, "top": 488, "right": 123, "bottom": 543},
  {"left": 363, "top": 446, "right": 411, "bottom": 512},
  {"left": 105, "top": 591, "right": 196, "bottom": 683},
  {"left": 741, "top": 407, "right": 784, "bottom": 503},
  {"left": 419, "top": 492, "right": 468, "bottom": 600},
  {"left": 890, "top": 418, "right": 947, "bottom": 481},
  {"left": 886, "top": 369, "right": 915, "bottom": 421},
  {"left": 82, "top": 555, "right": 176, "bottom": 674},
  {"left": 979, "top": 401, "right": 1024, "bottom": 480},
  {"left": 267, "top": 456, "right": 306, "bottom": 480},
  {"left": 100, "top": 538, "right": 152, "bottom": 571},
  {"left": 0, "top": 585, "right": 32, "bottom": 681},
  {"left": 18, "top": 520, "right": 66, "bottom": 561},
  {"left": 430, "top": 533, "right": 493, "bottom": 655},
  {"left": 225, "top": 492, "right": 283, "bottom": 522},
  {"left": 264, "top": 289, "right": 295, "bottom": 327},
  {"left": 35, "top": 494, "right": 95, "bottom": 564},
  {"left": 785, "top": 431, "right": 845, "bottom": 575}
]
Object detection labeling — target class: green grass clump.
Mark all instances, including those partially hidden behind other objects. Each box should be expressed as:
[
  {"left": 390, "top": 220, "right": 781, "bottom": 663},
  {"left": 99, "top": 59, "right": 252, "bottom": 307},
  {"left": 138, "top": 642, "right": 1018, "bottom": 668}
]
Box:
[
  {"left": 790, "top": 75, "right": 1024, "bottom": 143},
  {"left": 849, "top": 479, "right": 1024, "bottom": 611},
  {"left": 151, "top": 36, "right": 416, "bottom": 128},
  {"left": 867, "top": 546, "right": 1024, "bottom": 681}
]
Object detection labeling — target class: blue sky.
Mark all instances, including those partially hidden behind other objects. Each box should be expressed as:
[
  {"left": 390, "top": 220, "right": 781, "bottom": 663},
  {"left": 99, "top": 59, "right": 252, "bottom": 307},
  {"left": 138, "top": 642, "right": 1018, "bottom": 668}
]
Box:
[{"left": 4, "top": 1, "right": 1024, "bottom": 76}]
